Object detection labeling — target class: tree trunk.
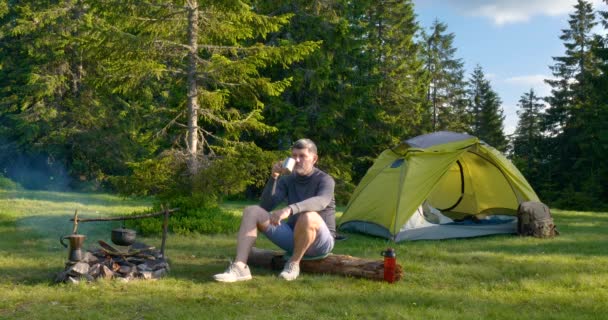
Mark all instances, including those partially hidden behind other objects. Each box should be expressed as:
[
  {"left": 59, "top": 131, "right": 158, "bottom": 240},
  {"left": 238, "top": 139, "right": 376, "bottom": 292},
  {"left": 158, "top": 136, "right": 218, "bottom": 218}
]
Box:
[
  {"left": 247, "top": 247, "right": 404, "bottom": 282},
  {"left": 186, "top": 0, "right": 200, "bottom": 175}
]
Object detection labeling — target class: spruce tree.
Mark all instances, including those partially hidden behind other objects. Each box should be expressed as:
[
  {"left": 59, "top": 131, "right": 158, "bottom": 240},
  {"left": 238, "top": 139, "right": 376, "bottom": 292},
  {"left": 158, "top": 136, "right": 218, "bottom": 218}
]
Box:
[
  {"left": 255, "top": 0, "right": 427, "bottom": 185},
  {"left": 584, "top": 0, "right": 608, "bottom": 205},
  {"left": 90, "top": 0, "right": 319, "bottom": 176},
  {"left": 543, "top": 0, "right": 605, "bottom": 207},
  {"left": 0, "top": 0, "right": 137, "bottom": 187},
  {"left": 420, "top": 19, "right": 468, "bottom": 132},
  {"left": 359, "top": 0, "right": 427, "bottom": 144},
  {"left": 511, "top": 89, "right": 545, "bottom": 186},
  {"left": 0, "top": 1, "right": 319, "bottom": 194},
  {"left": 545, "top": 0, "right": 597, "bottom": 134},
  {"left": 467, "top": 65, "right": 507, "bottom": 151}
]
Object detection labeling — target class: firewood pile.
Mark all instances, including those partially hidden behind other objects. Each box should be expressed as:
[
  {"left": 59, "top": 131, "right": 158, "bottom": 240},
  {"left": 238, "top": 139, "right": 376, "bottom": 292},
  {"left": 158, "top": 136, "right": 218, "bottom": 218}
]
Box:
[{"left": 55, "top": 242, "right": 169, "bottom": 284}]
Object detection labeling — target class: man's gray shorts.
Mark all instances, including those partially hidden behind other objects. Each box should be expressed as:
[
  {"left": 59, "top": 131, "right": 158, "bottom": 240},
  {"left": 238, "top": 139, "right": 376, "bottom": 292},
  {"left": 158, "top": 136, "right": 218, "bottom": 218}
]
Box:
[{"left": 263, "top": 215, "right": 334, "bottom": 257}]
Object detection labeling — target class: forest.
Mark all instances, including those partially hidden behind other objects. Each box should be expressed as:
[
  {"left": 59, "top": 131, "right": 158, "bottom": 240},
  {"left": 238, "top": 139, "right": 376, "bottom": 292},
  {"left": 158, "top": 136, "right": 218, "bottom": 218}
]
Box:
[{"left": 0, "top": 0, "right": 606, "bottom": 210}]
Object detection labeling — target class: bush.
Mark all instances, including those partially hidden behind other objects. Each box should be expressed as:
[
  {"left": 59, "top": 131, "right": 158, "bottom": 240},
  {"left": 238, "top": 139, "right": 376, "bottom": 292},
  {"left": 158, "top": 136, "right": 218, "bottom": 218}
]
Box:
[
  {"left": 334, "top": 179, "right": 355, "bottom": 206},
  {"left": 111, "top": 143, "right": 281, "bottom": 236},
  {"left": 127, "top": 195, "right": 241, "bottom": 236},
  {"left": 109, "top": 151, "right": 187, "bottom": 199},
  {"left": 317, "top": 156, "right": 356, "bottom": 206},
  {"left": 111, "top": 143, "right": 281, "bottom": 203},
  {"left": 131, "top": 206, "right": 240, "bottom": 236},
  {"left": 192, "top": 143, "right": 282, "bottom": 201},
  {"left": 0, "top": 175, "right": 22, "bottom": 190}
]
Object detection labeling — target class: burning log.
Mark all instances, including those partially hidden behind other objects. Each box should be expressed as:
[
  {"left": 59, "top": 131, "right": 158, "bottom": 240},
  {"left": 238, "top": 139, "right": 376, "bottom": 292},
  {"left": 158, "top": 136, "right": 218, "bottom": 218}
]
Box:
[{"left": 247, "top": 247, "right": 403, "bottom": 282}]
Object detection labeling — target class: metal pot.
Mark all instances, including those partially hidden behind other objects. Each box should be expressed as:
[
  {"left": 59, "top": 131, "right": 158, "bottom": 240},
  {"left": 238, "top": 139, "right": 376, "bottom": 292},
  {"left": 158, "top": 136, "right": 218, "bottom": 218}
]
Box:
[{"left": 111, "top": 228, "right": 136, "bottom": 246}]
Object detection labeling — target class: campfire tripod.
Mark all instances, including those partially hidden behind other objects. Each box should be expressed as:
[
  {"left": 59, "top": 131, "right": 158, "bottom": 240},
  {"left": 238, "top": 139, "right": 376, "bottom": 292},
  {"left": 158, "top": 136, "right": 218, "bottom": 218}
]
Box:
[{"left": 69, "top": 205, "right": 179, "bottom": 258}]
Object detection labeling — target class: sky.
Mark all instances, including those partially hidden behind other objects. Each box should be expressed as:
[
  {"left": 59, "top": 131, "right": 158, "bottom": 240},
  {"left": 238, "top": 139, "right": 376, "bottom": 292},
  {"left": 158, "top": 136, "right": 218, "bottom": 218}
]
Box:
[{"left": 413, "top": 0, "right": 607, "bottom": 135}]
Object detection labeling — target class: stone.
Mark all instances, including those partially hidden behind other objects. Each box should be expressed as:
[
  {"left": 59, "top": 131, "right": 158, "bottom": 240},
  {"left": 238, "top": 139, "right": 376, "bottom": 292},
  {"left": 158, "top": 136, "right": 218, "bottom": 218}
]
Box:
[
  {"left": 83, "top": 252, "right": 98, "bottom": 264},
  {"left": 89, "top": 263, "right": 101, "bottom": 278},
  {"left": 67, "top": 276, "right": 80, "bottom": 284},
  {"left": 100, "top": 265, "right": 114, "bottom": 280},
  {"left": 118, "top": 265, "right": 132, "bottom": 275},
  {"left": 137, "top": 263, "right": 152, "bottom": 272},
  {"left": 152, "top": 269, "right": 167, "bottom": 279},
  {"left": 148, "top": 260, "right": 169, "bottom": 271},
  {"left": 67, "top": 262, "right": 90, "bottom": 277}
]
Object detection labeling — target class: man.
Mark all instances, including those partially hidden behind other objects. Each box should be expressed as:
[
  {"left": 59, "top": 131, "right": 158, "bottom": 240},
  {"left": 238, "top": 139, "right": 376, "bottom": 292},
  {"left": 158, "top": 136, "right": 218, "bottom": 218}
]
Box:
[{"left": 213, "top": 138, "right": 336, "bottom": 282}]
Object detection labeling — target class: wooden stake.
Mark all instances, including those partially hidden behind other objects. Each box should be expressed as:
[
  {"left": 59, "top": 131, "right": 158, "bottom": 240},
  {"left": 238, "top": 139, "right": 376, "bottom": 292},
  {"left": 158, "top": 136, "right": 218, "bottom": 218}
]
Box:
[
  {"left": 160, "top": 205, "right": 170, "bottom": 258},
  {"left": 72, "top": 210, "right": 79, "bottom": 234}
]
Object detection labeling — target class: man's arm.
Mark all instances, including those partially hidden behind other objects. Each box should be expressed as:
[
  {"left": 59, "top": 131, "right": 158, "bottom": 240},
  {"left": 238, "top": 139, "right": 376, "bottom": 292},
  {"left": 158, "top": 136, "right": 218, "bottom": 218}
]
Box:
[
  {"left": 260, "top": 161, "right": 287, "bottom": 211},
  {"left": 288, "top": 174, "right": 335, "bottom": 214}
]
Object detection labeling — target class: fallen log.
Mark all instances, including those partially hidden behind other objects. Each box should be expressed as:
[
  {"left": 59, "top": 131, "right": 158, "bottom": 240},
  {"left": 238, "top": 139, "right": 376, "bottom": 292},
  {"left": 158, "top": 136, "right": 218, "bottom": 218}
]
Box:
[{"left": 247, "top": 247, "right": 403, "bottom": 282}]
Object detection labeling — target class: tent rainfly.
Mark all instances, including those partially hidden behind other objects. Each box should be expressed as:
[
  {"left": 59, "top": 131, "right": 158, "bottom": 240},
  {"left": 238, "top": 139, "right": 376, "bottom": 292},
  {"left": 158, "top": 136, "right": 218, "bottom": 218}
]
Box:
[{"left": 338, "top": 131, "right": 539, "bottom": 241}]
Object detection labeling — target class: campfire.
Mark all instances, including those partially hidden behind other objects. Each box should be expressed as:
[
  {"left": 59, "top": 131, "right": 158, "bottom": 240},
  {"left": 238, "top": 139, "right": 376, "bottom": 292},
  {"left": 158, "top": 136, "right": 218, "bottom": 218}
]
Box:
[
  {"left": 56, "top": 241, "right": 169, "bottom": 283},
  {"left": 55, "top": 207, "right": 178, "bottom": 284}
]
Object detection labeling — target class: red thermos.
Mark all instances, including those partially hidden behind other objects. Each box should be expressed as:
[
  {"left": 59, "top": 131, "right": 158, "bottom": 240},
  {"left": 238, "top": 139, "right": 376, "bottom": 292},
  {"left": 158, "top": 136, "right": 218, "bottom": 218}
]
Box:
[{"left": 381, "top": 248, "right": 396, "bottom": 283}]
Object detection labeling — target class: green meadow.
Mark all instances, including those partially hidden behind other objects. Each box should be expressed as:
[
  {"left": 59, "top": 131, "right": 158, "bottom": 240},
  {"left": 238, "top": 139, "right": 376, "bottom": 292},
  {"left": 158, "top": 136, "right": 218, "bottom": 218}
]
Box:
[{"left": 1, "top": 189, "right": 607, "bottom": 319}]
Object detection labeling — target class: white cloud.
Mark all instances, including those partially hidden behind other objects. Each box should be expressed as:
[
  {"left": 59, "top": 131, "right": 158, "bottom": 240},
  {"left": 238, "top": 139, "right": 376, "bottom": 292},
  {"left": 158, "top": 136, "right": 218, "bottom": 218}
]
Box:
[
  {"left": 417, "top": 0, "right": 606, "bottom": 25},
  {"left": 504, "top": 74, "right": 555, "bottom": 96},
  {"left": 504, "top": 124, "right": 517, "bottom": 136}
]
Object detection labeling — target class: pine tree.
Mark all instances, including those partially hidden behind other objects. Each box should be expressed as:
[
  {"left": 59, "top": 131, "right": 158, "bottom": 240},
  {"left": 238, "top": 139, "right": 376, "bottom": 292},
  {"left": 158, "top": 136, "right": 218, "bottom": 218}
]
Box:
[
  {"left": 583, "top": 0, "right": 608, "bottom": 204},
  {"left": 254, "top": 0, "right": 428, "bottom": 185},
  {"left": 511, "top": 89, "right": 545, "bottom": 186},
  {"left": 0, "top": 1, "right": 319, "bottom": 195},
  {"left": 467, "top": 65, "right": 507, "bottom": 151},
  {"left": 0, "top": 0, "right": 138, "bottom": 187},
  {"left": 90, "top": 0, "right": 319, "bottom": 176},
  {"left": 542, "top": 0, "right": 605, "bottom": 207},
  {"left": 359, "top": 0, "right": 427, "bottom": 143},
  {"left": 545, "top": 0, "right": 598, "bottom": 134},
  {"left": 420, "top": 19, "right": 468, "bottom": 132}
]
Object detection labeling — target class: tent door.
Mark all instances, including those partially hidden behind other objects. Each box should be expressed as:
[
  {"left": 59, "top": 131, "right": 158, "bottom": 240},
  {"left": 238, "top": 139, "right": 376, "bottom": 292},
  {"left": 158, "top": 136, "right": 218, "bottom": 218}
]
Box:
[{"left": 438, "top": 160, "right": 464, "bottom": 212}]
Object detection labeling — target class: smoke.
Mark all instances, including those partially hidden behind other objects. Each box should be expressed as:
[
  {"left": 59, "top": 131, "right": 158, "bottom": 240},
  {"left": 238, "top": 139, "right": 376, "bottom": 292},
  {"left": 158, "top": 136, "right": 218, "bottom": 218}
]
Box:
[{"left": 1, "top": 152, "right": 71, "bottom": 191}]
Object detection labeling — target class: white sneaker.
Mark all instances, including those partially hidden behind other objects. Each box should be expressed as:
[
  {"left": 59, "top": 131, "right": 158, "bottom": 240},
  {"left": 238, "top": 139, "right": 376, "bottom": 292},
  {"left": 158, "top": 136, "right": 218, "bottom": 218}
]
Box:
[
  {"left": 279, "top": 262, "right": 300, "bottom": 281},
  {"left": 213, "top": 263, "right": 252, "bottom": 282}
]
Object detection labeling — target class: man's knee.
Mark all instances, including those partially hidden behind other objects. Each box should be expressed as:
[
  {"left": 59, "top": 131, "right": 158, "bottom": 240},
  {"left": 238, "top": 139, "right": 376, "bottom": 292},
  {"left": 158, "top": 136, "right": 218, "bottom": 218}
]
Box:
[
  {"left": 242, "top": 205, "right": 270, "bottom": 230},
  {"left": 243, "top": 205, "right": 266, "bottom": 218},
  {"left": 296, "top": 211, "right": 322, "bottom": 230}
]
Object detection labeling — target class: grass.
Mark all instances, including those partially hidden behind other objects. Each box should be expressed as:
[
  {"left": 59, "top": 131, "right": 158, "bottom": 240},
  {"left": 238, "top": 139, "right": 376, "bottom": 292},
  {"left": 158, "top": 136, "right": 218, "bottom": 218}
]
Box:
[{"left": 1, "top": 189, "right": 607, "bottom": 319}]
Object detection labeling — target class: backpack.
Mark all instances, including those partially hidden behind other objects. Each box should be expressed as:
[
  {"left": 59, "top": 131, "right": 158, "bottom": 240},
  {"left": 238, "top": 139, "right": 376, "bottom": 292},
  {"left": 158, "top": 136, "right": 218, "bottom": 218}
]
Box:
[{"left": 517, "top": 201, "right": 558, "bottom": 238}]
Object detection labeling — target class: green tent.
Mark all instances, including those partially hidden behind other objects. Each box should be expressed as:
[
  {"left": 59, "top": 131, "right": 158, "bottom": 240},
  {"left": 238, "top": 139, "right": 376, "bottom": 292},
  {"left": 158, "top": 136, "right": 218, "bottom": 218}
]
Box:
[{"left": 339, "top": 131, "right": 539, "bottom": 241}]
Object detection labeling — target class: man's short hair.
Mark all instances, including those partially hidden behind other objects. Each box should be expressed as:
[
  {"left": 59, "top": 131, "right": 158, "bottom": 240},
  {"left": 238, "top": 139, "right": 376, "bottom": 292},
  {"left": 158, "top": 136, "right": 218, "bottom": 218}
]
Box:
[{"left": 292, "top": 138, "right": 317, "bottom": 154}]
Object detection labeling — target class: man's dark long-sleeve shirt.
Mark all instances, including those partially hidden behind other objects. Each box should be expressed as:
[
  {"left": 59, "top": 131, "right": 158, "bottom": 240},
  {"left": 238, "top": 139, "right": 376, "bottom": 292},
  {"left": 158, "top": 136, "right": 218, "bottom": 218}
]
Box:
[{"left": 260, "top": 167, "right": 336, "bottom": 236}]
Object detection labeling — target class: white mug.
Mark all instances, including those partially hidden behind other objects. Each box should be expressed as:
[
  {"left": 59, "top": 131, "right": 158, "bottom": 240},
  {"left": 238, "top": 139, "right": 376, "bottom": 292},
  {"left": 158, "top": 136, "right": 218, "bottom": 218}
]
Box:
[{"left": 282, "top": 157, "right": 296, "bottom": 174}]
